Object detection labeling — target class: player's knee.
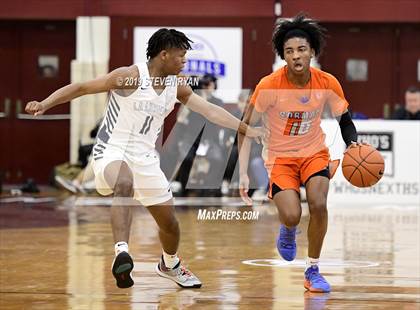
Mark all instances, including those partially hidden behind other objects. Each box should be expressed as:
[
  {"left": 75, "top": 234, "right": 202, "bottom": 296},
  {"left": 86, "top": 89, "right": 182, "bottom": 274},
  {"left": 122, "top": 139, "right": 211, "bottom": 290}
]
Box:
[
  {"left": 282, "top": 213, "right": 301, "bottom": 227},
  {"left": 114, "top": 178, "right": 133, "bottom": 197},
  {"left": 308, "top": 199, "right": 327, "bottom": 217}
]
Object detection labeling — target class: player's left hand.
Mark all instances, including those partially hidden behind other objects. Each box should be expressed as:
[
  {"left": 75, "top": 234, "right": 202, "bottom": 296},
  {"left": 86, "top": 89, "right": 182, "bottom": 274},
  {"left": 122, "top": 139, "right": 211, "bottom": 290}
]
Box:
[
  {"left": 246, "top": 126, "right": 264, "bottom": 144},
  {"left": 344, "top": 141, "right": 371, "bottom": 153},
  {"left": 239, "top": 174, "right": 253, "bottom": 206}
]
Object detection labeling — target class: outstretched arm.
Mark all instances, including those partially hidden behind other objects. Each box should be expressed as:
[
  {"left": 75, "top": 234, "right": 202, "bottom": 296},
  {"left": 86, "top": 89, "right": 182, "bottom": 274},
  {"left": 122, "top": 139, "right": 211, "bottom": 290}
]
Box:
[
  {"left": 177, "top": 85, "right": 261, "bottom": 138},
  {"left": 25, "top": 65, "right": 139, "bottom": 115}
]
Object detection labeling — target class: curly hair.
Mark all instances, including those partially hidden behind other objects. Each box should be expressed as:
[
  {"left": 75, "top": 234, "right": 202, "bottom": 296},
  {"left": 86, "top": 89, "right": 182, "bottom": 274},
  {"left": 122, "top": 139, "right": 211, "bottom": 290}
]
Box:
[
  {"left": 146, "top": 28, "right": 193, "bottom": 59},
  {"left": 272, "top": 14, "right": 327, "bottom": 59}
]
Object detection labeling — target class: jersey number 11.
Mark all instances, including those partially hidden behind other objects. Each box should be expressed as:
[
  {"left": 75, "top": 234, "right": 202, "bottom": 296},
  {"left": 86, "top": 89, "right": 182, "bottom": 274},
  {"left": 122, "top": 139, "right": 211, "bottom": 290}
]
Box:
[{"left": 140, "top": 115, "right": 154, "bottom": 135}]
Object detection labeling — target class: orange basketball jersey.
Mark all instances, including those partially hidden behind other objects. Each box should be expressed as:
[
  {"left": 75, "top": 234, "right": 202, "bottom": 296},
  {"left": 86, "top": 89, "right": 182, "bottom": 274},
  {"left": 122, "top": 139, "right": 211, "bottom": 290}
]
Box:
[{"left": 250, "top": 66, "right": 349, "bottom": 163}]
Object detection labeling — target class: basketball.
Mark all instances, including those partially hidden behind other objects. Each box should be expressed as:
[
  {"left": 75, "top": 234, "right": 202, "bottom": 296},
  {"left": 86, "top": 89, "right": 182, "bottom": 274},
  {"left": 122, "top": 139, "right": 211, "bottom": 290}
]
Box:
[{"left": 342, "top": 144, "right": 385, "bottom": 187}]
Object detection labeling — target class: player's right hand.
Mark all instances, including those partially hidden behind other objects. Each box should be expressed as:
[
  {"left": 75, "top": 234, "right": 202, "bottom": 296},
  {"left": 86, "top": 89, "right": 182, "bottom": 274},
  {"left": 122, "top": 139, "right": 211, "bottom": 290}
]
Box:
[
  {"left": 246, "top": 126, "right": 262, "bottom": 137},
  {"left": 239, "top": 174, "right": 253, "bottom": 206},
  {"left": 25, "top": 101, "right": 46, "bottom": 116}
]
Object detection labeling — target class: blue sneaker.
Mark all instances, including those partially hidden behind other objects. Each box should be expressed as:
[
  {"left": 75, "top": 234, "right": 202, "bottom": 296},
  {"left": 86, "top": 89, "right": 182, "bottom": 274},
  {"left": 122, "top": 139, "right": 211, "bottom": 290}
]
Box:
[
  {"left": 304, "top": 266, "right": 331, "bottom": 292},
  {"left": 276, "top": 225, "right": 297, "bottom": 261}
]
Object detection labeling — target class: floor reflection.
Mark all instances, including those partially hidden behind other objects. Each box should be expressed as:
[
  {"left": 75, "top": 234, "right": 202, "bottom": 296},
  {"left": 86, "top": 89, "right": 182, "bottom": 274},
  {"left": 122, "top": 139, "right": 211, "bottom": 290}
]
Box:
[{"left": 0, "top": 200, "right": 418, "bottom": 309}]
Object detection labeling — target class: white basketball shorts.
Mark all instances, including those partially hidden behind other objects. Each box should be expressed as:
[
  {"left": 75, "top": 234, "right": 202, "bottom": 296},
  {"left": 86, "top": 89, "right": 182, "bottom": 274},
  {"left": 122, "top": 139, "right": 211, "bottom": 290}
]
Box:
[{"left": 91, "top": 145, "right": 172, "bottom": 206}]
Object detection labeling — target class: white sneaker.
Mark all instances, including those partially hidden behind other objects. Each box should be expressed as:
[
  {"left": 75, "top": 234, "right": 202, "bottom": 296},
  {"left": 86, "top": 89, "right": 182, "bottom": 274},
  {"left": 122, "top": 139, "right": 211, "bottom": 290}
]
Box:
[
  {"left": 155, "top": 256, "right": 202, "bottom": 288},
  {"left": 251, "top": 188, "right": 268, "bottom": 202},
  {"left": 221, "top": 180, "right": 230, "bottom": 196},
  {"left": 300, "top": 187, "right": 307, "bottom": 202},
  {"left": 72, "top": 180, "right": 86, "bottom": 194},
  {"left": 170, "top": 181, "right": 182, "bottom": 194},
  {"left": 55, "top": 175, "right": 77, "bottom": 193}
]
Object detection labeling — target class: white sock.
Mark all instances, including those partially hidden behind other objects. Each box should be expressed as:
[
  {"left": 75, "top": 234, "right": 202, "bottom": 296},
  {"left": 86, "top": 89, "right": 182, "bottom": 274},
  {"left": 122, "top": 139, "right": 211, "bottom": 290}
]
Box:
[
  {"left": 163, "top": 250, "right": 179, "bottom": 269},
  {"left": 306, "top": 257, "right": 319, "bottom": 271},
  {"left": 115, "top": 241, "right": 129, "bottom": 256}
]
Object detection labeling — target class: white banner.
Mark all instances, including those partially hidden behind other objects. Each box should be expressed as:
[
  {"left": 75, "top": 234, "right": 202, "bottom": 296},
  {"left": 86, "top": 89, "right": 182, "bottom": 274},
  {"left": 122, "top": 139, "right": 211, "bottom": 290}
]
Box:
[
  {"left": 134, "top": 27, "right": 242, "bottom": 102},
  {"left": 322, "top": 120, "right": 420, "bottom": 204}
]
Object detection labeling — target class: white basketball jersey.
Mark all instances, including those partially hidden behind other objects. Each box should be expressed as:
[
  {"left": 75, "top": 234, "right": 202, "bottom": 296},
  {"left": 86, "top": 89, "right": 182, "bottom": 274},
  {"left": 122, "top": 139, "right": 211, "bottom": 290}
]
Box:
[{"left": 93, "top": 62, "right": 177, "bottom": 158}]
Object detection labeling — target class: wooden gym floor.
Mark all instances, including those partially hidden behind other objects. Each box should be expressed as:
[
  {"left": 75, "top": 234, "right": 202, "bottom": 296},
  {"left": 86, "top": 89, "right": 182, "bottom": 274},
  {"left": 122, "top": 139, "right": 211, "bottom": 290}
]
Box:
[{"left": 0, "top": 196, "right": 419, "bottom": 309}]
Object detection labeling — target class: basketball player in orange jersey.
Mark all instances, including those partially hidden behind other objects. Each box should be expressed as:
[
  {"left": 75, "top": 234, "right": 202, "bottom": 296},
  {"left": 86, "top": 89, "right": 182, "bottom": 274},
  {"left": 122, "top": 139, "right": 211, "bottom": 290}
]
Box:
[
  {"left": 239, "top": 15, "right": 361, "bottom": 292},
  {"left": 26, "top": 29, "right": 261, "bottom": 289}
]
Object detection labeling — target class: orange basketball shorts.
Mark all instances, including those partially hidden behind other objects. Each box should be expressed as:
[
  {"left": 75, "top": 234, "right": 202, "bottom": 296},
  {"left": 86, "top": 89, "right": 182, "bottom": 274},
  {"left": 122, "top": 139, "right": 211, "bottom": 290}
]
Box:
[{"left": 267, "top": 148, "right": 331, "bottom": 197}]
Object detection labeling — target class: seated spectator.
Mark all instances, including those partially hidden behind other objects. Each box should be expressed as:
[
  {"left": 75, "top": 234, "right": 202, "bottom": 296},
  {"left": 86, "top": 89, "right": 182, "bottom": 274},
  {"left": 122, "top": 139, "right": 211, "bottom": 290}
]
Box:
[
  {"left": 392, "top": 86, "right": 420, "bottom": 120},
  {"left": 54, "top": 119, "right": 102, "bottom": 193},
  {"left": 168, "top": 74, "right": 227, "bottom": 196}
]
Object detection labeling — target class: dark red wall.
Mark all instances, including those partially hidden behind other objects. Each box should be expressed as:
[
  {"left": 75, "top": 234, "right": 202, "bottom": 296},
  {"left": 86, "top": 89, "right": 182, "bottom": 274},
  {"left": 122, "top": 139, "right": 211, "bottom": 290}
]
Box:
[
  {"left": 90, "top": 0, "right": 274, "bottom": 17},
  {"left": 0, "top": 0, "right": 273, "bottom": 19},
  {"left": 1, "top": 0, "right": 419, "bottom": 22},
  {"left": 282, "top": 0, "right": 420, "bottom": 22},
  {"left": 1, "top": 0, "right": 419, "bottom": 117},
  {"left": 319, "top": 23, "right": 420, "bottom": 117}
]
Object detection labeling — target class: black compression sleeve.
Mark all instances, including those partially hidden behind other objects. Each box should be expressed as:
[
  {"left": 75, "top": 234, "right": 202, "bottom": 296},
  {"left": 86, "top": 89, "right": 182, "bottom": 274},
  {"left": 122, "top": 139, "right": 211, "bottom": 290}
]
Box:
[{"left": 337, "top": 112, "right": 358, "bottom": 147}]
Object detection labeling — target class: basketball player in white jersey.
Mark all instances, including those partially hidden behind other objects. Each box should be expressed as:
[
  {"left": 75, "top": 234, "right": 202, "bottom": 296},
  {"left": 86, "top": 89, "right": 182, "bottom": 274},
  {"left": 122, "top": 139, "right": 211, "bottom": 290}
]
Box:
[{"left": 25, "top": 28, "right": 261, "bottom": 289}]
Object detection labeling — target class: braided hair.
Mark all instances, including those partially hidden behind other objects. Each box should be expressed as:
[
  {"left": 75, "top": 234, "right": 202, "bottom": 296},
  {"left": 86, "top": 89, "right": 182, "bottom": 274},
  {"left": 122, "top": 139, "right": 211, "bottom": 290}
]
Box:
[{"left": 146, "top": 28, "right": 193, "bottom": 59}]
